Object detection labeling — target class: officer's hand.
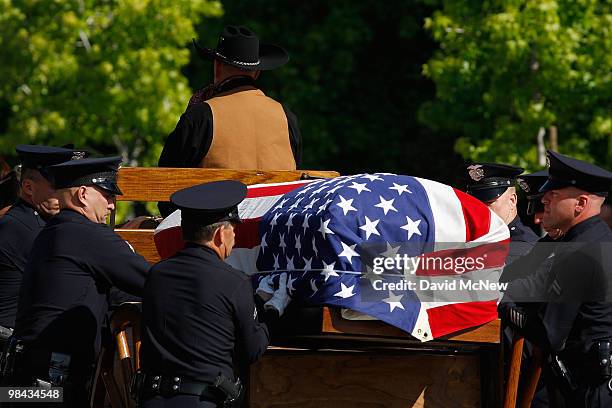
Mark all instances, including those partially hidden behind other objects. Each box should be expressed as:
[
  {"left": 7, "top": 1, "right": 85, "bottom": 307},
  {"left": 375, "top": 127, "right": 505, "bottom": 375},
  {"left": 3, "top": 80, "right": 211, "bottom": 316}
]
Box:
[
  {"left": 256, "top": 274, "right": 275, "bottom": 302},
  {"left": 264, "top": 273, "right": 292, "bottom": 316}
]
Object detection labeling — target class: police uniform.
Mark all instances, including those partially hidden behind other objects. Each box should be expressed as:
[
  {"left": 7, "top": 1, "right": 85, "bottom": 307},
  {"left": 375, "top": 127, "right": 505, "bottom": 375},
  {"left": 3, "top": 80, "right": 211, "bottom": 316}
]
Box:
[
  {"left": 141, "top": 181, "right": 274, "bottom": 408},
  {"left": 505, "top": 150, "right": 612, "bottom": 408},
  {"left": 465, "top": 162, "right": 539, "bottom": 263},
  {"left": 0, "top": 146, "right": 86, "bottom": 333},
  {"left": 8, "top": 157, "right": 149, "bottom": 407}
]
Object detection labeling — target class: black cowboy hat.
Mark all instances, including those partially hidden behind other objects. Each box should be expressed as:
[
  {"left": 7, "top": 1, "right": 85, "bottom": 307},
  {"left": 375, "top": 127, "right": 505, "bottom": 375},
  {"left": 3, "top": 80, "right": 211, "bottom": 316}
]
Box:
[{"left": 192, "top": 25, "right": 289, "bottom": 71}]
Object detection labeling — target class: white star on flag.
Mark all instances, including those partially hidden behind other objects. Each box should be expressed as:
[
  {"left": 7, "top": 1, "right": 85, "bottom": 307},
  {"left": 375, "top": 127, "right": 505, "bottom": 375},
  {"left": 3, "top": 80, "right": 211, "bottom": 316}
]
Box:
[
  {"left": 383, "top": 290, "right": 405, "bottom": 312},
  {"left": 273, "top": 254, "right": 279, "bottom": 270},
  {"left": 381, "top": 242, "right": 401, "bottom": 258},
  {"left": 326, "top": 184, "right": 343, "bottom": 195},
  {"left": 279, "top": 233, "right": 286, "bottom": 252},
  {"left": 334, "top": 282, "right": 355, "bottom": 298},
  {"left": 318, "top": 218, "right": 334, "bottom": 239},
  {"left": 338, "top": 242, "right": 359, "bottom": 265},
  {"left": 294, "top": 234, "right": 302, "bottom": 255},
  {"left": 310, "top": 279, "right": 318, "bottom": 295},
  {"left": 270, "top": 213, "right": 281, "bottom": 230},
  {"left": 302, "top": 213, "right": 311, "bottom": 233},
  {"left": 317, "top": 199, "right": 332, "bottom": 215},
  {"left": 389, "top": 182, "right": 412, "bottom": 196},
  {"left": 348, "top": 182, "right": 371, "bottom": 195},
  {"left": 286, "top": 255, "right": 295, "bottom": 270},
  {"left": 321, "top": 261, "right": 338, "bottom": 282},
  {"left": 272, "top": 198, "right": 288, "bottom": 212},
  {"left": 289, "top": 197, "right": 304, "bottom": 210},
  {"left": 362, "top": 174, "right": 384, "bottom": 182},
  {"left": 374, "top": 195, "right": 398, "bottom": 215},
  {"left": 359, "top": 216, "right": 380, "bottom": 239},
  {"left": 286, "top": 213, "right": 296, "bottom": 232},
  {"left": 312, "top": 236, "right": 318, "bottom": 256},
  {"left": 303, "top": 197, "right": 319, "bottom": 210},
  {"left": 260, "top": 232, "right": 268, "bottom": 254},
  {"left": 401, "top": 216, "right": 422, "bottom": 240},
  {"left": 302, "top": 256, "right": 312, "bottom": 271},
  {"left": 336, "top": 195, "right": 357, "bottom": 216},
  {"left": 287, "top": 274, "right": 297, "bottom": 295}
]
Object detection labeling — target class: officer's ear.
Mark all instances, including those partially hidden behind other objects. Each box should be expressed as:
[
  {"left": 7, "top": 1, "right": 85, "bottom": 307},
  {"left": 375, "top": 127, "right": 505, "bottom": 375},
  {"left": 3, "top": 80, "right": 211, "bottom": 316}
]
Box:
[
  {"left": 575, "top": 194, "right": 590, "bottom": 214},
  {"left": 211, "top": 224, "right": 225, "bottom": 248},
  {"left": 75, "top": 186, "right": 89, "bottom": 207}
]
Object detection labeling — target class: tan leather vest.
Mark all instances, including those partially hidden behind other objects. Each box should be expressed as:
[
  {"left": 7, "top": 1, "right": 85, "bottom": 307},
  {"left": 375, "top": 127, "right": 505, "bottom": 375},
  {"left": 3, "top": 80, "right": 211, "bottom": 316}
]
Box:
[{"left": 200, "top": 87, "right": 296, "bottom": 170}]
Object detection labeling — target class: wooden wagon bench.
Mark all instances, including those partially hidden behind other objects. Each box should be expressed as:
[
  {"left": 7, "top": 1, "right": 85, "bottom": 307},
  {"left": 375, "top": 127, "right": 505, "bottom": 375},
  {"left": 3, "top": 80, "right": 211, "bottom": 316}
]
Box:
[{"left": 95, "top": 166, "right": 517, "bottom": 408}]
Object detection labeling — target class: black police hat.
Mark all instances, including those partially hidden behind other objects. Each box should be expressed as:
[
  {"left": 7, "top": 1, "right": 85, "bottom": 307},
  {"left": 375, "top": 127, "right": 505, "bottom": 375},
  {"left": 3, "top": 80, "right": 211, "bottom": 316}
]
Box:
[
  {"left": 16, "top": 145, "right": 88, "bottom": 178},
  {"left": 48, "top": 157, "right": 123, "bottom": 195},
  {"left": 517, "top": 170, "right": 548, "bottom": 215},
  {"left": 539, "top": 150, "right": 612, "bottom": 196},
  {"left": 464, "top": 163, "right": 524, "bottom": 202},
  {"left": 171, "top": 180, "right": 247, "bottom": 225},
  {"left": 193, "top": 25, "right": 289, "bottom": 71}
]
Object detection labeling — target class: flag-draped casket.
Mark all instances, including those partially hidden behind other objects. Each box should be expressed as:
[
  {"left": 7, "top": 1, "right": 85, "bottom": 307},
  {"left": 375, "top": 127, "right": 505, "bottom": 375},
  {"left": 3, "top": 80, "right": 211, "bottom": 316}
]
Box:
[{"left": 154, "top": 174, "right": 509, "bottom": 341}]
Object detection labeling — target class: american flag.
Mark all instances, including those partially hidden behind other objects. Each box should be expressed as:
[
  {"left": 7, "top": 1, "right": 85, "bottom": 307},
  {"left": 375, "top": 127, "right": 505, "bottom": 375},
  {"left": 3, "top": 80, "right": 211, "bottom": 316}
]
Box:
[{"left": 154, "top": 174, "right": 509, "bottom": 341}]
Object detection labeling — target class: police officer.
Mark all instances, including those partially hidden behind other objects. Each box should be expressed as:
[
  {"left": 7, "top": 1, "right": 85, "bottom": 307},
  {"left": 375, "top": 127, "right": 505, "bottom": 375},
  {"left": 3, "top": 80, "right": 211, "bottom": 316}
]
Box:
[
  {"left": 140, "top": 180, "right": 290, "bottom": 407},
  {"left": 504, "top": 150, "right": 612, "bottom": 407},
  {"left": 8, "top": 157, "right": 149, "bottom": 406},
  {"left": 465, "top": 162, "right": 539, "bottom": 264},
  {"left": 0, "top": 145, "right": 87, "bottom": 343}
]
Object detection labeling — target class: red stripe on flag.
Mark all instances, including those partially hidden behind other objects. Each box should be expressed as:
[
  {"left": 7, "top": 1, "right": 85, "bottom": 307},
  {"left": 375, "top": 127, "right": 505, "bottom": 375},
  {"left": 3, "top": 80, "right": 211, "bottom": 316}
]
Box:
[
  {"left": 426, "top": 300, "right": 498, "bottom": 338},
  {"left": 245, "top": 181, "right": 311, "bottom": 198},
  {"left": 453, "top": 188, "right": 492, "bottom": 242}
]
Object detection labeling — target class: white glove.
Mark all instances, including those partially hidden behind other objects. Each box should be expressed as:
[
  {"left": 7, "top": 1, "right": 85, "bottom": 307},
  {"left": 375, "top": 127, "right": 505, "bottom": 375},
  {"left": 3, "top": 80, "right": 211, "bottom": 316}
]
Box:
[
  {"left": 256, "top": 274, "right": 275, "bottom": 302},
  {"left": 264, "top": 273, "right": 292, "bottom": 316}
]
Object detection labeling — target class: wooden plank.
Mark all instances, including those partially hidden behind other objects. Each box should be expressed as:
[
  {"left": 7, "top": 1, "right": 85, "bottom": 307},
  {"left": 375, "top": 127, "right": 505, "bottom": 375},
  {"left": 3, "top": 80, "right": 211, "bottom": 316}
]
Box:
[
  {"left": 115, "top": 229, "right": 160, "bottom": 264},
  {"left": 322, "top": 307, "right": 500, "bottom": 344},
  {"left": 116, "top": 167, "right": 339, "bottom": 202},
  {"left": 250, "top": 350, "right": 481, "bottom": 408}
]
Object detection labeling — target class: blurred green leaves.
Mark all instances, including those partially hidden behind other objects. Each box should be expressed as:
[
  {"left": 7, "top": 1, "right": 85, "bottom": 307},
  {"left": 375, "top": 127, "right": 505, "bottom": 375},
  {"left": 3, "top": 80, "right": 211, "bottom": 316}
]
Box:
[
  {"left": 421, "top": 0, "right": 611, "bottom": 171},
  {"left": 0, "top": 0, "right": 222, "bottom": 167}
]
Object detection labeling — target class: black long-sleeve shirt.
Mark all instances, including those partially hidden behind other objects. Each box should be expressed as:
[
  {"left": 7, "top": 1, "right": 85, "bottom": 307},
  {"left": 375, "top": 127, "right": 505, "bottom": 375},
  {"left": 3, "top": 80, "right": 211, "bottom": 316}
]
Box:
[{"left": 142, "top": 244, "right": 272, "bottom": 382}]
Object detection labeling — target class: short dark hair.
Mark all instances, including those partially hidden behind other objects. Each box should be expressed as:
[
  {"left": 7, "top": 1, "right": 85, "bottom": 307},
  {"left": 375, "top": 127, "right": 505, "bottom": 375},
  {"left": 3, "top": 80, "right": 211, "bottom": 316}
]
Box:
[{"left": 181, "top": 217, "right": 232, "bottom": 243}]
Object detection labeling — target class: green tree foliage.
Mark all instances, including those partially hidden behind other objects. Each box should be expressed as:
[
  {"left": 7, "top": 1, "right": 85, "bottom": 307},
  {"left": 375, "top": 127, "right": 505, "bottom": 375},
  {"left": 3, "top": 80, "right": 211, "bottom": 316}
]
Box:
[
  {"left": 0, "top": 0, "right": 222, "bottom": 166},
  {"left": 421, "top": 0, "right": 611, "bottom": 170}
]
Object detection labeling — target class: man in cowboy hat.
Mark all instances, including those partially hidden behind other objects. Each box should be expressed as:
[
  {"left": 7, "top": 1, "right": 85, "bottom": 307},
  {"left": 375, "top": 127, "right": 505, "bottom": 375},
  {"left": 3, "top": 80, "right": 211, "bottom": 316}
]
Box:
[{"left": 158, "top": 25, "right": 302, "bottom": 216}]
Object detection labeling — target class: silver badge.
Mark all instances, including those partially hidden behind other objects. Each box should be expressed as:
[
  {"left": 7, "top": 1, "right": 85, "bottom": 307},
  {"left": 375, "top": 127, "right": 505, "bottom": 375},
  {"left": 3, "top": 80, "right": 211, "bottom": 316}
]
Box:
[
  {"left": 467, "top": 164, "right": 485, "bottom": 181},
  {"left": 517, "top": 178, "right": 529, "bottom": 193},
  {"left": 71, "top": 151, "right": 86, "bottom": 160}
]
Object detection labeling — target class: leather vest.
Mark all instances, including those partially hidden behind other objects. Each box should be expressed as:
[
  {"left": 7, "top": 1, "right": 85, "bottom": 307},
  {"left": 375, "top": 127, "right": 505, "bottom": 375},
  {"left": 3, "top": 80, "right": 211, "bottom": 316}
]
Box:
[{"left": 200, "top": 87, "right": 296, "bottom": 170}]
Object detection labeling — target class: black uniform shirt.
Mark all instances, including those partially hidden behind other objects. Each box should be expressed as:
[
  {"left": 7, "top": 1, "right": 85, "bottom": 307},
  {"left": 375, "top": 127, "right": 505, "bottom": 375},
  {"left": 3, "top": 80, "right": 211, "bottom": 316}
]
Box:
[
  {"left": 0, "top": 199, "right": 45, "bottom": 328},
  {"left": 142, "top": 244, "right": 271, "bottom": 382},
  {"left": 14, "top": 210, "right": 149, "bottom": 358},
  {"left": 511, "top": 216, "right": 612, "bottom": 354},
  {"left": 506, "top": 215, "right": 539, "bottom": 266}
]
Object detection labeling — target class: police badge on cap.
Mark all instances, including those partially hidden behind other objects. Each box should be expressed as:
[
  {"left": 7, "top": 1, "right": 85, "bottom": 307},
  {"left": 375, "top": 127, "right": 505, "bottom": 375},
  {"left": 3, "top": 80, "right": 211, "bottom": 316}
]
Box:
[
  {"left": 48, "top": 157, "right": 123, "bottom": 195},
  {"left": 464, "top": 162, "right": 524, "bottom": 202}
]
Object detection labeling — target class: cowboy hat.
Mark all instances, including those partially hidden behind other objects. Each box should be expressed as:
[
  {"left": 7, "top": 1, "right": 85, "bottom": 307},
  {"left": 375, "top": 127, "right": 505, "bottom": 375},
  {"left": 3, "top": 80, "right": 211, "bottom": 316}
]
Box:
[{"left": 193, "top": 25, "right": 289, "bottom": 71}]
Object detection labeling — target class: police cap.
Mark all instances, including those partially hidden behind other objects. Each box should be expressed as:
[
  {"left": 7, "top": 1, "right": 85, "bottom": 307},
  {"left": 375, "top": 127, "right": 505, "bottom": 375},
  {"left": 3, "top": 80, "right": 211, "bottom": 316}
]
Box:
[
  {"left": 16, "top": 144, "right": 88, "bottom": 179},
  {"left": 171, "top": 180, "right": 247, "bottom": 225},
  {"left": 48, "top": 156, "right": 123, "bottom": 195},
  {"left": 517, "top": 170, "right": 548, "bottom": 215},
  {"left": 465, "top": 163, "right": 524, "bottom": 202},
  {"left": 539, "top": 150, "right": 612, "bottom": 196}
]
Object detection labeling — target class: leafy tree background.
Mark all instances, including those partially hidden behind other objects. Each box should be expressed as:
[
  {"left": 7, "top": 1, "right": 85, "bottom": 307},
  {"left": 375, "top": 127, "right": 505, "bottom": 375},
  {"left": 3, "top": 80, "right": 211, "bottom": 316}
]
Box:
[
  {"left": 421, "top": 0, "right": 611, "bottom": 171},
  {"left": 0, "top": 0, "right": 609, "bottom": 218}
]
